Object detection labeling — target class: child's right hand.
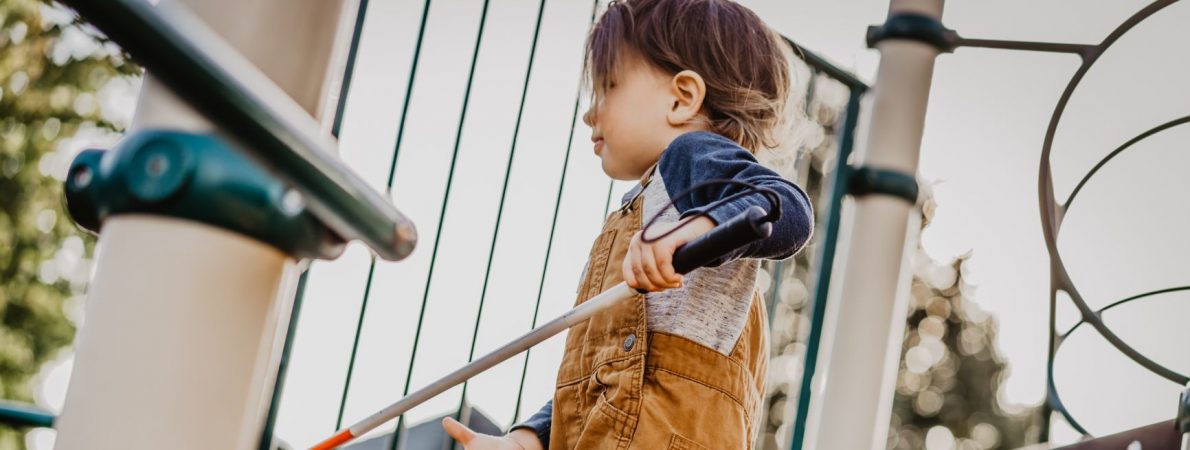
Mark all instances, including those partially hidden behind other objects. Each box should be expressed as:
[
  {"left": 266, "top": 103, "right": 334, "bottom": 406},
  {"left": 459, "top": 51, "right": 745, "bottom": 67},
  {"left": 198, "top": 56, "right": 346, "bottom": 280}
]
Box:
[
  {"left": 623, "top": 215, "right": 715, "bottom": 291},
  {"left": 442, "top": 417, "right": 543, "bottom": 450}
]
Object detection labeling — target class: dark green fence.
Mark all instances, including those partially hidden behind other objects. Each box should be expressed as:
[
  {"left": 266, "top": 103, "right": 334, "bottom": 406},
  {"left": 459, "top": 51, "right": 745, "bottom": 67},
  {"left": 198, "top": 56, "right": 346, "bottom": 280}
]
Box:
[{"left": 263, "top": 1, "right": 867, "bottom": 449}]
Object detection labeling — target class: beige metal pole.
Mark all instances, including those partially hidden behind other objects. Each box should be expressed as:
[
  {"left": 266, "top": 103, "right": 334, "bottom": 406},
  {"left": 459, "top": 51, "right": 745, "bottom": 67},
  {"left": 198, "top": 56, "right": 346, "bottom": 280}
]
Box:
[
  {"left": 800, "top": 1, "right": 944, "bottom": 449},
  {"left": 53, "top": 1, "right": 353, "bottom": 448}
]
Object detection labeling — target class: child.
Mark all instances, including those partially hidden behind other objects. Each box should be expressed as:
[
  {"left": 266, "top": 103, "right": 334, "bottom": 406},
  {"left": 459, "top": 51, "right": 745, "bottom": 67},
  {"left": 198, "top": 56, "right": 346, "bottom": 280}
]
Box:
[{"left": 444, "top": 0, "right": 813, "bottom": 448}]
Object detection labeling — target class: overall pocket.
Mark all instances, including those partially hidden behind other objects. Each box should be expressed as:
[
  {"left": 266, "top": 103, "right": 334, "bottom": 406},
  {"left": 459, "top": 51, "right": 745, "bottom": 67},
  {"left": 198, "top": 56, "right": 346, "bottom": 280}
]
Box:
[{"left": 667, "top": 434, "right": 709, "bottom": 450}]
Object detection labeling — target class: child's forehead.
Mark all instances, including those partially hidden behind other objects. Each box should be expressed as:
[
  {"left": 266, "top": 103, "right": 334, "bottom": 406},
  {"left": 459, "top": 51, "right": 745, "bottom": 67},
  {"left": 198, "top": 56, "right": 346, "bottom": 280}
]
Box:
[
  {"left": 597, "top": 49, "right": 641, "bottom": 78},
  {"left": 600, "top": 50, "right": 669, "bottom": 82}
]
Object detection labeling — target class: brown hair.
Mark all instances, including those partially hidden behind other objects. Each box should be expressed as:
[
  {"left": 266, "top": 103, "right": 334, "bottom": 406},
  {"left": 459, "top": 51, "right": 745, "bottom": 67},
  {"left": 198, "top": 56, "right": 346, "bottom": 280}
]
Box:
[{"left": 585, "top": 0, "right": 790, "bottom": 152}]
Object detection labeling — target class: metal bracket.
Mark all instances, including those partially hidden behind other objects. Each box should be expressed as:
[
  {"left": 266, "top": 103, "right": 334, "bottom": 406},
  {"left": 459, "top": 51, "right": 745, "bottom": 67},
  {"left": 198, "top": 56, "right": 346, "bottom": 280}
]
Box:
[
  {"left": 866, "top": 12, "right": 958, "bottom": 53},
  {"left": 65, "top": 130, "right": 346, "bottom": 260},
  {"left": 847, "top": 166, "right": 919, "bottom": 205}
]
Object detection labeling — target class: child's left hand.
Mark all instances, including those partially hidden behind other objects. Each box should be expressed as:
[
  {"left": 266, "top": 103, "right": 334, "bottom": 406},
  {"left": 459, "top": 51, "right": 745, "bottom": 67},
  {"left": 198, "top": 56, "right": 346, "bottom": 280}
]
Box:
[{"left": 623, "top": 216, "right": 716, "bottom": 291}]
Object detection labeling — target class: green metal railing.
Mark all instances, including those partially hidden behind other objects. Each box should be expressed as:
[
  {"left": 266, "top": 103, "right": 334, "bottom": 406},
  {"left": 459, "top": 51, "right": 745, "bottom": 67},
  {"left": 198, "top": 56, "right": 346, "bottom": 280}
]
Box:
[
  {"left": 785, "top": 76, "right": 866, "bottom": 450},
  {"left": 58, "top": 0, "right": 417, "bottom": 262},
  {"left": 323, "top": 0, "right": 614, "bottom": 446},
  {"left": 294, "top": 1, "right": 870, "bottom": 447}
]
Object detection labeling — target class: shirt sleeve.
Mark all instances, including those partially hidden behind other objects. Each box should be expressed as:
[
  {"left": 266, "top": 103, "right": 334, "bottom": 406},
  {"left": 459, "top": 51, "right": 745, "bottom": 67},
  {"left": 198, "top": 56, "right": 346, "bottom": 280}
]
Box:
[
  {"left": 508, "top": 400, "right": 552, "bottom": 449},
  {"left": 657, "top": 131, "right": 815, "bottom": 265}
]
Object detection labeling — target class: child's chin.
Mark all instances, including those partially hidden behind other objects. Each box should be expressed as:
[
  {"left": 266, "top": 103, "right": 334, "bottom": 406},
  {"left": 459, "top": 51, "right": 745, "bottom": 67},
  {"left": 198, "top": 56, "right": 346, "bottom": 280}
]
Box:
[
  {"left": 600, "top": 161, "right": 637, "bottom": 181},
  {"left": 599, "top": 159, "right": 618, "bottom": 179}
]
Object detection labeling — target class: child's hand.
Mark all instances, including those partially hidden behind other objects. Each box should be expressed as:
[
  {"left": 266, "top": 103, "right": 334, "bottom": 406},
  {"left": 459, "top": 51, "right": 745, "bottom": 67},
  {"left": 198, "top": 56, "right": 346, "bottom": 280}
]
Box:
[
  {"left": 442, "top": 417, "right": 543, "bottom": 450},
  {"left": 623, "top": 216, "right": 716, "bottom": 291}
]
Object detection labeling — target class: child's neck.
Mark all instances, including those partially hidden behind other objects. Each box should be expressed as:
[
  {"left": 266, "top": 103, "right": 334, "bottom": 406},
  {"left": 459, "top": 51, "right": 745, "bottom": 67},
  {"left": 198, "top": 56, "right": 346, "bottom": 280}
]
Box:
[
  {"left": 638, "top": 126, "right": 709, "bottom": 183},
  {"left": 637, "top": 163, "right": 656, "bottom": 184}
]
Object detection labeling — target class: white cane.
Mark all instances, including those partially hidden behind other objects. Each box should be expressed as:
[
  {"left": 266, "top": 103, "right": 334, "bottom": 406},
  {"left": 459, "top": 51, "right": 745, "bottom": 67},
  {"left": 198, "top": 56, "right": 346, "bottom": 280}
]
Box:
[{"left": 312, "top": 205, "right": 775, "bottom": 449}]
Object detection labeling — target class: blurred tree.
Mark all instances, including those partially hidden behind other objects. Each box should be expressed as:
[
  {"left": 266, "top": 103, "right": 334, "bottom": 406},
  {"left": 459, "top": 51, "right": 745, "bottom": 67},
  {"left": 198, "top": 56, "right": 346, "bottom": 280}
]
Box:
[
  {"left": 754, "top": 51, "right": 856, "bottom": 450},
  {"left": 884, "top": 188, "right": 1043, "bottom": 450},
  {"left": 0, "top": 0, "right": 138, "bottom": 447},
  {"left": 751, "top": 59, "right": 1045, "bottom": 447}
]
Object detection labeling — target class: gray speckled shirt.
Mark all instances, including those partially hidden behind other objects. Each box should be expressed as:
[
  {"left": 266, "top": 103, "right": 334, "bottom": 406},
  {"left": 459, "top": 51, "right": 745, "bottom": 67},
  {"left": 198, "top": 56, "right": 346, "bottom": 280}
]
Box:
[{"left": 637, "top": 171, "right": 760, "bottom": 355}]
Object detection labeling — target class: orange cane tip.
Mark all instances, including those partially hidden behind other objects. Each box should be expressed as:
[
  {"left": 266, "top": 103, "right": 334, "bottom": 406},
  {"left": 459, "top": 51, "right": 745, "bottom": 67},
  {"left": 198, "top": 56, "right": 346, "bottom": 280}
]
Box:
[{"left": 310, "top": 430, "right": 353, "bottom": 450}]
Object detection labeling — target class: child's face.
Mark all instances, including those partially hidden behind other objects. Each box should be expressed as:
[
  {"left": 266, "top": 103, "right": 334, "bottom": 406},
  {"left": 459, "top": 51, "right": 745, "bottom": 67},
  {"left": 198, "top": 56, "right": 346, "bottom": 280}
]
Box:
[{"left": 583, "top": 56, "right": 681, "bottom": 181}]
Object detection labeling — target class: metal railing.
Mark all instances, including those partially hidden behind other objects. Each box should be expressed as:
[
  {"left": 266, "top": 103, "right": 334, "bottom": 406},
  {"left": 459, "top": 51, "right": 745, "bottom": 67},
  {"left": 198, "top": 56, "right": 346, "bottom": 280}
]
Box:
[
  {"left": 59, "top": 0, "right": 417, "bottom": 262},
  {"left": 267, "top": 1, "right": 867, "bottom": 449}
]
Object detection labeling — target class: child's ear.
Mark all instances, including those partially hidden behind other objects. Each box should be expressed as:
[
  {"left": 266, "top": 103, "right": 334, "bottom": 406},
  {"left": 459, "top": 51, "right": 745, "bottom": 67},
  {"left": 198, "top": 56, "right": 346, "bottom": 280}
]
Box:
[{"left": 667, "top": 70, "right": 706, "bottom": 127}]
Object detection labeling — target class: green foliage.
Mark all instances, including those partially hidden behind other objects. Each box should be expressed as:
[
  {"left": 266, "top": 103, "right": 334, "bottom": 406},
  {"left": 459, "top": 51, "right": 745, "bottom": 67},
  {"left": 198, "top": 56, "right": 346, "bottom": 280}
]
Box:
[
  {"left": 885, "top": 194, "right": 1042, "bottom": 450},
  {"left": 0, "top": 0, "right": 138, "bottom": 447}
]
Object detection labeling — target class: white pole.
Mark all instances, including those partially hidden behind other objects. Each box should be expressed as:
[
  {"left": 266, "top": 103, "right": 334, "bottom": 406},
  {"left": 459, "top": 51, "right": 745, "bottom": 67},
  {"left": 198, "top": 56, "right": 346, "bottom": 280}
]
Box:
[
  {"left": 801, "top": 1, "right": 944, "bottom": 449},
  {"left": 53, "top": 0, "right": 353, "bottom": 448},
  {"left": 55, "top": 217, "right": 304, "bottom": 449}
]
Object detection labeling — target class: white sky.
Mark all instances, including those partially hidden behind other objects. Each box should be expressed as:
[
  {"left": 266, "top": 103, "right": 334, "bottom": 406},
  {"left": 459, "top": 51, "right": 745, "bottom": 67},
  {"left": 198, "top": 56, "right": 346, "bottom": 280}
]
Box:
[{"left": 32, "top": 0, "right": 1190, "bottom": 449}]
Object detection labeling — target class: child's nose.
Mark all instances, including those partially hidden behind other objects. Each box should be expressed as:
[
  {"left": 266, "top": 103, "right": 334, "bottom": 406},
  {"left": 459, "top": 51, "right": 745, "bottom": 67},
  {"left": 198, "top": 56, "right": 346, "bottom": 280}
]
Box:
[{"left": 582, "top": 106, "right": 595, "bottom": 127}]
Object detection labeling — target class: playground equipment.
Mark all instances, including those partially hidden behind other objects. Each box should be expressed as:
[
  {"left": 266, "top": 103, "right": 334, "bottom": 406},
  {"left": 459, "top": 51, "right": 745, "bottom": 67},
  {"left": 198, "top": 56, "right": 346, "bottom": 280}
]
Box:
[
  {"left": 0, "top": 0, "right": 1184, "bottom": 449},
  {"left": 50, "top": 0, "right": 414, "bottom": 448}
]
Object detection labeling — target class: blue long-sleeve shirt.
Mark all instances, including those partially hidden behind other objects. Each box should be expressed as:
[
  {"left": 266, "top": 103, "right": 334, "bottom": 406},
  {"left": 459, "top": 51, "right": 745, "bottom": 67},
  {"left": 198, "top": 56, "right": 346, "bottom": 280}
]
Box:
[
  {"left": 509, "top": 131, "right": 814, "bottom": 447},
  {"left": 658, "top": 131, "right": 813, "bottom": 262}
]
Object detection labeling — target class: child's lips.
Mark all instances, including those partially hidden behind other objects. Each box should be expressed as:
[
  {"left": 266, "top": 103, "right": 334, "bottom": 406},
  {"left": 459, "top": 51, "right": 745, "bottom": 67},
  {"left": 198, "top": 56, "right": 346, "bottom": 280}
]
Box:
[{"left": 593, "top": 138, "right": 604, "bottom": 155}]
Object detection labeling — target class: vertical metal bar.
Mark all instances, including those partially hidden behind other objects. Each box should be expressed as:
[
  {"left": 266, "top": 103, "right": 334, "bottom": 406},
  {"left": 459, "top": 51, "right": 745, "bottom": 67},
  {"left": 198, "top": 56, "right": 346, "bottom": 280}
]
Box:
[
  {"left": 1042, "top": 281, "right": 1059, "bottom": 443},
  {"left": 789, "top": 89, "right": 862, "bottom": 450},
  {"left": 762, "top": 260, "right": 784, "bottom": 340},
  {"left": 1182, "top": 381, "right": 1190, "bottom": 450},
  {"left": 333, "top": 0, "right": 432, "bottom": 433},
  {"left": 392, "top": 0, "right": 493, "bottom": 447},
  {"left": 511, "top": 0, "right": 605, "bottom": 425},
  {"left": 259, "top": 268, "right": 312, "bottom": 450},
  {"left": 385, "top": 0, "right": 435, "bottom": 188},
  {"left": 330, "top": 0, "right": 370, "bottom": 139},
  {"left": 262, "top": 0, "right": 368, "bottom": 433},
  {"left": 761, "top": 65, "right": 819, "bottom": 332},
  {"left": 305, "top": 0, "right": 371, "bottom": 433},
  {"left": 799, "top": 67, "right": 820, "bottom": 119},
  {"left": 602, "top": 181, "right": 615, "bottom": 218},
  {"left": 262, "top": 0, "right": 369, "bottom": 442},
  {"left": 337, "top": 255, "right": 378, "bottom": 430},
  {"left": 800, "top": 1, "right": 943, "bottom": 448},
  {"left": 452, "top": 0, "right": 550, "bottom": 439}
]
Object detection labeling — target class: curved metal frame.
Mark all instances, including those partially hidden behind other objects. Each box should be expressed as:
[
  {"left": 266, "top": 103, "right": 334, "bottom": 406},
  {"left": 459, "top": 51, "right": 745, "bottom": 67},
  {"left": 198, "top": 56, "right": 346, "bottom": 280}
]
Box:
[
  {"left": 1048, "top": 286, "right": 1190, "bottom": 434},
  {"left": 1035, "top": 0, "right": 1187, "bottom": 437}
]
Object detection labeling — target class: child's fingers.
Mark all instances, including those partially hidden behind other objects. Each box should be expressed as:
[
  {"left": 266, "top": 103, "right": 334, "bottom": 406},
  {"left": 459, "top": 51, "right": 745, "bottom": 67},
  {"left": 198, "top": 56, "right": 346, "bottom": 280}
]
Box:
[
  {"left": 644, "top": 244, "right": 680, "bottom": 289},
  {"left": 637, "top": 239, "right": 668, "bottom": 289},
  {"left": 442, "top": 417, "right": 476, "bottom": 445},
  {"left": 622, "top": 251, "right": 639, "bottom": 289},
  {"left": 629, "top": 234, "right": 657, "bottom": 291},
  {"left": 652, "top": 243, "right": 682, "bottom": 287}
]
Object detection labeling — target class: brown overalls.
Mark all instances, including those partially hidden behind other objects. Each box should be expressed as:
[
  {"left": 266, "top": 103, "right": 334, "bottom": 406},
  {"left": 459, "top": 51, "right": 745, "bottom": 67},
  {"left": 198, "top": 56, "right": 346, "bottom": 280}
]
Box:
[{"left": 550, "top": 171, "right": 769, "bottom": 450}]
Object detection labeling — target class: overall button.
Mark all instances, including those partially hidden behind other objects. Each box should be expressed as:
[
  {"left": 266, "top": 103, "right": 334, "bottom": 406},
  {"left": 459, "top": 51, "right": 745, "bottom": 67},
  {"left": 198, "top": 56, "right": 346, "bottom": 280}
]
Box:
[{"left": 623, "top": 333, "right": 636, "bottom": 352}]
